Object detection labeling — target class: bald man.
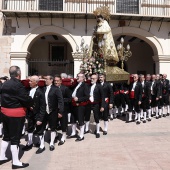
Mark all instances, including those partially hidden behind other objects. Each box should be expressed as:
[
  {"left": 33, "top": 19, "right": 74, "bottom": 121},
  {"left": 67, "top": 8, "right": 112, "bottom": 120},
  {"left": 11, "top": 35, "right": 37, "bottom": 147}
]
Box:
[
  {"left": 22, "top": 75, "right": 46, "bottom": 154},
  {"left": 127, "top": 74, "right": 142, "bottom": 124}
]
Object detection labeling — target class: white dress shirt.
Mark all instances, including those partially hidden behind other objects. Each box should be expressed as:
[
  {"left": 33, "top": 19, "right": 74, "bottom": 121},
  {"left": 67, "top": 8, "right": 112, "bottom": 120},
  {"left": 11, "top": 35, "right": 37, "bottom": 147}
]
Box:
[
  {"left": 89, "top": 83, "right": 96, "bottom": 102},
  {"left": 72, "top": 82, "right": 82, "bottom": 98},
  {"left": 131, "top": 82, "right": 137, "bottom": 91},
  {"left": 29, "top": 86, "right": 38, "bottom": 98},
  {"left": 45, "top": 84, "right": 52, "bottom": 114}
]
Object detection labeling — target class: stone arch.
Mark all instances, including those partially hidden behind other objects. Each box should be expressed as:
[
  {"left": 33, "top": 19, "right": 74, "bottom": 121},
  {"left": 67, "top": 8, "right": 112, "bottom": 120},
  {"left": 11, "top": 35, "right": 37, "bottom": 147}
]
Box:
[
  {"left": 21, "top": 25, "right": 77, "bottom": 53},
  {"left": 112, "top": 27, "right": 164, "bottom": 61}
]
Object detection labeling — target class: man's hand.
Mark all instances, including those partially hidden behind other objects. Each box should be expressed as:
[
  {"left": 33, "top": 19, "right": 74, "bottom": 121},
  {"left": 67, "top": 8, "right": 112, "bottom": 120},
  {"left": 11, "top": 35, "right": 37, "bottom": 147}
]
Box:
[
  {"left": 36, "top": 121, "right": 42, "bottom": 125},
  {"left": 58, "top": 113, "right": 62, "bottom": 118},
  {"left": 159, "top": 96, "right": 162, "bottom": 98},
  {"left": 30, "top": 107, "right": 33, "bottom": 111},
  {"left": 74, "top": 97, "right": 78, "bottom": 101},
  {"left": 100, "top": 107, "right": 104, "bottom": 112},
  {"left": 109, "top": 104, "right": 113, "bottom": 109},
  {"left": 149, "top": 100, "right": 151, "bottom": 103},
  {"left": 156, "top": 97, "right": 159, "bottom": 101},
  {"left": 138, "top": 101, "right": 141, "bottom": 105}
]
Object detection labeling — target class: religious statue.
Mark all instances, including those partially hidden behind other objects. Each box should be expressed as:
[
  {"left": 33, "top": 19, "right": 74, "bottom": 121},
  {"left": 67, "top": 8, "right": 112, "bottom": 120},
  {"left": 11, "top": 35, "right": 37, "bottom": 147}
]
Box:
[
  {"left": 80, "top": 6, "right": 130, "bottom": 83},
  {"left": 89, "top": 6, "right": 119, "bottom": 66}
]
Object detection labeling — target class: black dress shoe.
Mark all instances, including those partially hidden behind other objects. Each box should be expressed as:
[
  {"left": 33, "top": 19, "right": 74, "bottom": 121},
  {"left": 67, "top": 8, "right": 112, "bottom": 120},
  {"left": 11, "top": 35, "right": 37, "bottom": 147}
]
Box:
[
  {"left": 167, "top": 113, "right": 170, "bottom": 116},
  {"left": 58, "top": 140, "right": 65, "bottom": 146},
  {"left": 0, "top": 135, "right": 2, "bottom": 138},
  {"left": 0, "top": 159, "right": 10, "bottom": 165},
  {"left": 12, "top": 163, "right": 29, "bottom": 169},
  {"left": 110, "top": 117, "right": 113, "bottom": 120},
  {"left": 75, "top": 137, "right": 84, "bottom": 142},
  {"left": 49, "top": 145, "right": 55, "bottom": 151},
  {"left": 163, "top": 114, "right": 166, "bottom": 117},
  {"left": 159, "top": 115, "right": 162, "bottom": 118},
  {"left": 84, "top": 130, "right": 90, "bottom": 134},
  {"left": 36, "top": 147, "right": 45, "bottom": 154},
  {"left": 67, "top": 134, "right": 77, "bottom": 139},
  {"left": 22, "top": 144, "right": 33, "bottom": 151},
  {"left": 148, "top": 118, "right": 152, "bottom": 121},
  {"left": 143, "top": 120, "right": 146, "bottom": 123},
  {"left": 96, "top": 133, "right": 100, "bottom": 138},
  {"left": 103, "top": 131, "right": 107, "bottom": 135},
  {"left": 156, "top": 116, "right": 159, "bottom": 119},
  {"left": 136, "top": 121, "right": 141, "bottom": 125}
]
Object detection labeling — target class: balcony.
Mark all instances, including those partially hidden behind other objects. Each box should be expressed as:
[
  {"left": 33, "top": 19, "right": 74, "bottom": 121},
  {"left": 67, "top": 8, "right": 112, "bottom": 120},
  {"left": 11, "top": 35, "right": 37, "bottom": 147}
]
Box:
[{"left": 1, "top": 0, "right": 170, "bottom": 21}]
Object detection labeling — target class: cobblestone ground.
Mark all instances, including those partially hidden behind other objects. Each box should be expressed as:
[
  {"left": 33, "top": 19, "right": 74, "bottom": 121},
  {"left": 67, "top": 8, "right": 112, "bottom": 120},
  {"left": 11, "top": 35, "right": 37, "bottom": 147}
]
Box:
[{"left": 1, "top": 111, "right": 170, "bottom": 170}]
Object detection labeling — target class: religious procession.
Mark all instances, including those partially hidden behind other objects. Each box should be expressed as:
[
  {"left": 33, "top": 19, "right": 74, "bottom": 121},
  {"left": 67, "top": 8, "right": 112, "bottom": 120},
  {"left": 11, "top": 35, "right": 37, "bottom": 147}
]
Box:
[{"left": 0, "top": 2, "right": 170, "bottom": 169}]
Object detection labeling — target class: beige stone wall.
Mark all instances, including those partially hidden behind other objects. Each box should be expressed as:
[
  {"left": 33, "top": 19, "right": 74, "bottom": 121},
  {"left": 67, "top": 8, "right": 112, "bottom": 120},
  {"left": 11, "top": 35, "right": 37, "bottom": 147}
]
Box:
[{"left": 0, "top": 12, "right": 13, "bottom": 77}]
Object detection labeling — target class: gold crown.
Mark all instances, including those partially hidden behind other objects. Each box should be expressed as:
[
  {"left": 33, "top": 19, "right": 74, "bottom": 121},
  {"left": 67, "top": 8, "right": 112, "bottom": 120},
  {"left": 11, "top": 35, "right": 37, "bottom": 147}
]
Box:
[{"left": 93, "top": 6, "right": 111, "bottom": 21}]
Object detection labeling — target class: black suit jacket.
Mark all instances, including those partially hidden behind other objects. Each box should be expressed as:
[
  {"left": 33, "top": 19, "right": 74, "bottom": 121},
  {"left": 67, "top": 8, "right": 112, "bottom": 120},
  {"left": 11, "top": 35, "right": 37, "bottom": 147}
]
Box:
[
  {"left": 44, "top": 85, "right": 64, "bottom": 115},
  {"left": 129, "top": 81, "right": 142, "bottom": 102},
  {"left": 141, "top": 81, "right": 151, "bottom": 100},
  {"left": 60, "top": 85, "right": 72, "bottom": 112},
  {"left": 101, "top": 82, "right": 113, "bottom": 104},
  {"left": 27, "top": 87, "right": 46, "bottom": 122},
  {"left": 151, "top": 80, "right": 160, "bottom": 98},
  {"left": 1, "top": 77, "right": 33, "bottom": 109},
  {"left": 91, "top": 83, "right": 105, "bottom": 108},
  {"left": 73, "top": 82, "right": 89, "bottom": 103}
]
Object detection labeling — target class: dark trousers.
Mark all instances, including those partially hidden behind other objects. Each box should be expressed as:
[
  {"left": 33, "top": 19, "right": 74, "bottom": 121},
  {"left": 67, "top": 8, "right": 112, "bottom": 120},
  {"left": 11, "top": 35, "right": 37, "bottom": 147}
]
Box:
[
  {"left": 158, "top": 97, "right": 164, "bottom": 109},
  {"left": 84, "top": 104, "right": 91, "bottom": 122},
  {"left": 43, "top": 111, "right": 58, "bottom": 132},
  {"left": 27, "top": 111, "right": 44, "bottom": 136},
  {"left": 163, "top": 95, "right": 169, "bottom": 106},
  {"left": 71, "top": 106, "right": 85, "bottom": 126},
  {"left": 0, "top": 111, "right": 2, "bottom": 124},
  {"left": 128, "top": 98, "right": 140, "bottom": 113},
  {"left": 151, "top": 95, "right": 159, "bottom": 107},
  {"left": 100, "top": 102, "right": 109, "bottom": 121},
  {"left": 2, "top": 114, "right": 25, "bottom": 145},
  {"left": 141, "top": 97, "right": 150, "bottom": 112},
  {"left": 91, "top": 103, "right": 100, "bottom": 123},
  {"left": 59, "top": 110, "right": 68, "bottom": 132}
]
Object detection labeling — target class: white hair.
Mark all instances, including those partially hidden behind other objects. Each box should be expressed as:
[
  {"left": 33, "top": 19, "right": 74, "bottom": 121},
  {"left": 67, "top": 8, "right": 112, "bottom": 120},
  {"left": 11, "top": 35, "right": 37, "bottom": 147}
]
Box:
[{"left": 60, "top": 73, "right": 68, "bottom": 78}]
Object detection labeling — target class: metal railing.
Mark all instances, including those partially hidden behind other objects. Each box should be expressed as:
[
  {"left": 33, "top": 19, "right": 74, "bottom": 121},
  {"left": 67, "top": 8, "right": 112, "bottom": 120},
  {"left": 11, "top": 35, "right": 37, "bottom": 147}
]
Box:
[
  {"left": 28, "top": 59, "right": 74, "bottom": 76},
  {"left": 1, "top": 0, "right": 170, "bottom": 17}
]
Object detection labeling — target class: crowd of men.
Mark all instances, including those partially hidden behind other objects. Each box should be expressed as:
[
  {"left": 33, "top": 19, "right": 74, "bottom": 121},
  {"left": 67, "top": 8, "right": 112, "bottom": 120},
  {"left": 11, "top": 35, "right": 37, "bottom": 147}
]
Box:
[{"left": 0, "top": 66, "right": 170, "bottom": 169}]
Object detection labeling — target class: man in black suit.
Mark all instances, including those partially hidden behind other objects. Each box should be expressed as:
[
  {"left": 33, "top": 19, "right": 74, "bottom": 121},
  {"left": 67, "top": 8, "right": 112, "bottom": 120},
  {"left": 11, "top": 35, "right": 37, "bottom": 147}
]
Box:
[
  {"left": 0, "top": 66, "right": 33, "bottom": 169},
  {"left": 68, "top": 73, "right": 89, "bottom": 141},
  {"left": 22, "top": 75, "right": 46, "bottom": 154},
  {"left": 151, "top": 74, "right": 160, "bottom": 119},
  {"left": 99, "top": 74, "right": 113, "bottom": 135},
  {"left": 89, "top": 74, "right": 104, "bottom": 138},
  {"left": 127, "top": 74, "right": 142, "bottom": 124},
  {"left": 44, "top": 75, "right": 64, "bottom": 150},
  {"left": 54, "top": 75, "right": 72, "bottom": 145},
  {"left": 162, "top": 74, "right": 170, "bottom": 115},
  {"left": 139, "top": 74, "right": 151, "bottom": 123}
]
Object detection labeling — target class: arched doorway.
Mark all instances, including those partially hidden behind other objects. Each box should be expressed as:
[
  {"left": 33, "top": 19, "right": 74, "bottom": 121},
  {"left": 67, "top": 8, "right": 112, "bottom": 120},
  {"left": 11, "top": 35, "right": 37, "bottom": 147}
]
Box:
[
  {"left": 112, "top": 26, "right": 164, "bottom": 74},
  {"left": 114, "top": 35, "right": 154, "bottom": 74},
  {"left": 28, "top": 34, "right": 74, "bottom": 76}
]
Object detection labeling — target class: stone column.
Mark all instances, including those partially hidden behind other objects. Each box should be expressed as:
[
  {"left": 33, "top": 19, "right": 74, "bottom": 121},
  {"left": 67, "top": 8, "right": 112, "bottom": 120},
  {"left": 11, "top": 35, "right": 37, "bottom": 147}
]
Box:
[
  {"left": 72, "top": 52, "right": 83, "bottom": 77},
  {"left": 10, "top": 52, "right": 30, "bottom": 79},
  {"left": 153, "top": 55, "right": 170, "bottom": 79}
]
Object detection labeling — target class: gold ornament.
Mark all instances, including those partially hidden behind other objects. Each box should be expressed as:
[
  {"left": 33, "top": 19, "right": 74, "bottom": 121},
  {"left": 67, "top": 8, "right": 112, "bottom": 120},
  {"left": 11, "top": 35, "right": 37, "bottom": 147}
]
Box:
[{"left": 93, "top": 6, "right": 111, "bottom": 21}]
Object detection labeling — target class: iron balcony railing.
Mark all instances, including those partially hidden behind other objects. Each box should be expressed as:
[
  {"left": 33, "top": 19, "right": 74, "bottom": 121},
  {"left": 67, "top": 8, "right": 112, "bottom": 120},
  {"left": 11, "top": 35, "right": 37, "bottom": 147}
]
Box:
[{"left": 1, "top": 0, "right": 170, "bottom": 17}]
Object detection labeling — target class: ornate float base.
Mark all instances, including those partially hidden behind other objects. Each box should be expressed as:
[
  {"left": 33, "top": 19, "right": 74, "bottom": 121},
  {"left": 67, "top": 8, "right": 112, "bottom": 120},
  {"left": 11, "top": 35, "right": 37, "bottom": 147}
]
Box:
[{"left": 105, "top": 66, "right": 130, "bottom": 83}]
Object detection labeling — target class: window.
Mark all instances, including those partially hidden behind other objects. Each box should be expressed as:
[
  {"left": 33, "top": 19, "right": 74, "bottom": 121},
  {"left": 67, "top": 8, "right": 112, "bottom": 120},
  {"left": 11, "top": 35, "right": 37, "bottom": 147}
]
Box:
[
  {"left": 116, "top": 0, "right": 139, "bottom": 14},
  {"left": 49, "top": 43, "right": 66, "bottom": 61},
  {"left": 39, "top": 0, "right": 63, "bottom": 11}
]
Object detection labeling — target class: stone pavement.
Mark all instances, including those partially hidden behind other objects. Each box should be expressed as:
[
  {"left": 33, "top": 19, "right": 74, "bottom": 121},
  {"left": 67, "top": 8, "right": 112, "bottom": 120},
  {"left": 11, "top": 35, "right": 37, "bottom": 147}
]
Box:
[{"left": 1, "top": 114, "right": 170, "bottom": 170}]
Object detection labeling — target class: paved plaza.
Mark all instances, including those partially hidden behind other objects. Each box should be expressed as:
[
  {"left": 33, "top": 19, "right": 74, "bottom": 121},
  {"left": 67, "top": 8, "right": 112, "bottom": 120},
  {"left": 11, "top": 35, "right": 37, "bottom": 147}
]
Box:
[{"left": 1, "top": 114, "right": 170, "bottom": 170}]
